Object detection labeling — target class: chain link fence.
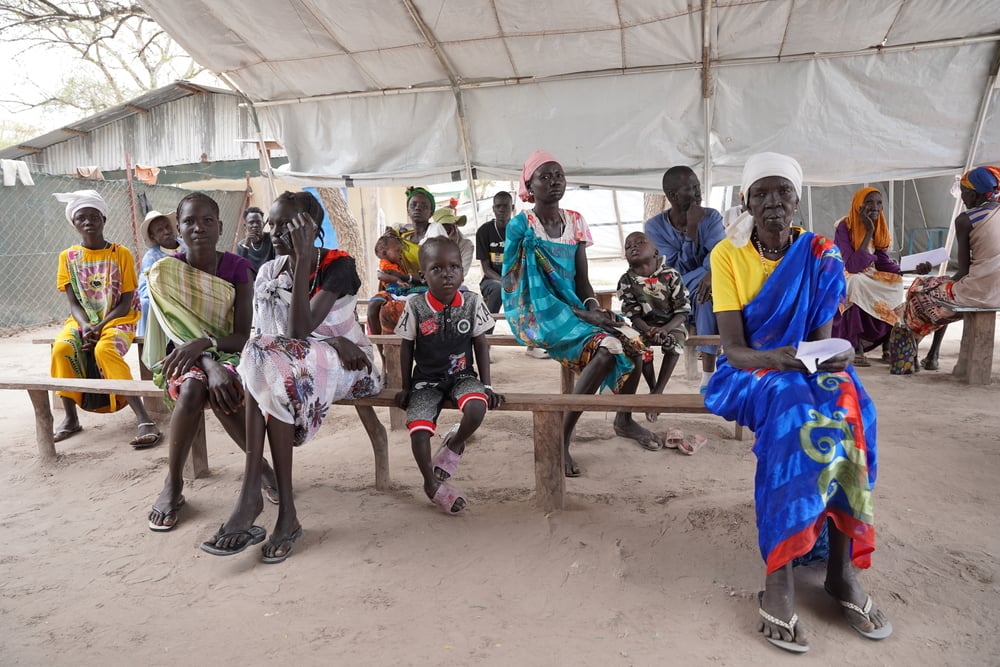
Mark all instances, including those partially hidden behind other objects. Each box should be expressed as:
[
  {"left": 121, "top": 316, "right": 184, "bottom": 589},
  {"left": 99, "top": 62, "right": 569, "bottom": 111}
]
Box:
[{"left": 0, "top": 173, "right": 246, "bottom": 329}]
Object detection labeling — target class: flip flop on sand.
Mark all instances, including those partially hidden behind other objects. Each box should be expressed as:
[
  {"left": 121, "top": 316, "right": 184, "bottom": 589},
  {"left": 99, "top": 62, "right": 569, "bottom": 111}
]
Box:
[
  {"left": 53, "top": 424, "right": 82, "bottom": 443},
  {"left": 129, "top": 423, "right": 162, "bottom": 449},
  {"left": 147, "top": 496, "right": 186, "bottom": 532},
  {"left": 262, "top": 483, "right": 280, "bottom": 505},
  {"left": 758, "top": 591, "right": 810, "bottom": 653},
  {"left": 200, "top": 524, "right": 267, "bottom": 556},
  {"left": 677, "top": 434, "right": 707, "bottom": 455},
  {"left": 261, "top": 526, "right": 303, "bottom": 564},
  {"left": 823, "top": 586, "right": 893, "bottom": 640}
]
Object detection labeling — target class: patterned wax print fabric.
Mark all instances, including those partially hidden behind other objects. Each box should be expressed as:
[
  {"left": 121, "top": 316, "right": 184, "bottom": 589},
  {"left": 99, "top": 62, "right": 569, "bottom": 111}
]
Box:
[
  {"left": 51, "top": 243, "right": 140, "bottom": 411},
  {"left": 240, "top": 251, "right": 382, "bottom": 446},
  {"left": 142, "top": 253, "right": 251, "bottom": 406},
  {"left": 501, "top": 211, "right": 633, "bottom": 392},
  {"left": 704, "top": 231, "right": 878, "bottom": 574},
  {"left": 617, "top": 260, "right": 691, "bottom": 354}
]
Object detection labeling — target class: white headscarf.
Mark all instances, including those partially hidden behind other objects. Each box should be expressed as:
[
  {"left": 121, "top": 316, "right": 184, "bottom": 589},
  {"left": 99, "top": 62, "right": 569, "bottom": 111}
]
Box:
[
  {"left": 53, "top": 189, "right": 108, "bottom": 225},
  {"left": 726, "top": 152, "right": 803, "bottom": 247}
]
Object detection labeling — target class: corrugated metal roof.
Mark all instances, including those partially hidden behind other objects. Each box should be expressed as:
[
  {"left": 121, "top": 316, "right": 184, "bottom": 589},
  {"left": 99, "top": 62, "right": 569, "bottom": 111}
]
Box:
[{"left": 0, "top": 81, "right": 236, "bottom": 160}]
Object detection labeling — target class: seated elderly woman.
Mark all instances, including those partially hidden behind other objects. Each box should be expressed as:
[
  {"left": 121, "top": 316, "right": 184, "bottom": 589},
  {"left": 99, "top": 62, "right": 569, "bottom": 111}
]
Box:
[
  {"left": 831, "top": 187, "right": 930, "bottom": 366},
  {"left": 503, "top": 150, "right": 661, "bottom": 477},
  {"left": 705, "top": 153, "right": 891, "bottom": 654},
  {"left": 900, "top": 165, "right": 1000, "bottom": 369}
]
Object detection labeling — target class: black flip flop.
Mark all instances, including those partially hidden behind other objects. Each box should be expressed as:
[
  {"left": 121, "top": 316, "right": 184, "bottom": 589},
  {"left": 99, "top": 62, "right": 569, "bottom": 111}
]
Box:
[
  {"left": 200, "top": 524, "right": 267, "bottom": 556},
  {"left": 261, "top": 526, "right": 303, "bottom": 564}
]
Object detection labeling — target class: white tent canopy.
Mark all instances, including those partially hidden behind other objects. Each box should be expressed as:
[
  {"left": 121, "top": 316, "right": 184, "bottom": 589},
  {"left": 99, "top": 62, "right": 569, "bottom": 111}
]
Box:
[{"left": 142, "top": 0, "right": 1000, "bottom": 191}]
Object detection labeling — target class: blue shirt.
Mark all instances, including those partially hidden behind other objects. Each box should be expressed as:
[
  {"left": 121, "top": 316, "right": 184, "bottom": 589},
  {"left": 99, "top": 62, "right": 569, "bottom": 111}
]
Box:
[{"left": 644, "top": 207, "right": 725, "bottom": 291}]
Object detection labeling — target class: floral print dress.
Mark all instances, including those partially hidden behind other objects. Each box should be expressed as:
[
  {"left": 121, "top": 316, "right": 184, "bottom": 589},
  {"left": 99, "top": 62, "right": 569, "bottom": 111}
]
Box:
[{"left": 239, "top": 251, "right": 383, "bottom": 446}]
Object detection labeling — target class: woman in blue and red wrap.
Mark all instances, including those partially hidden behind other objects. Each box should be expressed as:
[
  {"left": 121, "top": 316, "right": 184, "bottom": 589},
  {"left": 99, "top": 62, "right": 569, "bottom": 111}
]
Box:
[{"left": 705, "top": 153, "right": 891, "bottom": 654}]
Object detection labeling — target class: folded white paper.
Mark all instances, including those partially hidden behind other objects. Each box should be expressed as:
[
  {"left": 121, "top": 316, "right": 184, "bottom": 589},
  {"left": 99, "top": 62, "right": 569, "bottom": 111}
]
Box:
[
  {"left": 899, "top": 246, "right": 950, "bottom": 272},
  {"left": 795, "top": 338, "right": 853, "bottom": 373}
]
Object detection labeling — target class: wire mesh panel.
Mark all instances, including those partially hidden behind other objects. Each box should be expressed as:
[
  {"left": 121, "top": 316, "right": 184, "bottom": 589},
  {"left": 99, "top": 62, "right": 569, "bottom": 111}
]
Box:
[{"left": 0, "top": 174, "right": 244, "bottom": 329}]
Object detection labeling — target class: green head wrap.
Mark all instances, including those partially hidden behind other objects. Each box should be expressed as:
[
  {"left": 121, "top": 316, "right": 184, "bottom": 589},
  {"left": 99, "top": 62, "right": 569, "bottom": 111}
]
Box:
[{"left": 405, "top": 186, "right": 436, "bottom": 213}]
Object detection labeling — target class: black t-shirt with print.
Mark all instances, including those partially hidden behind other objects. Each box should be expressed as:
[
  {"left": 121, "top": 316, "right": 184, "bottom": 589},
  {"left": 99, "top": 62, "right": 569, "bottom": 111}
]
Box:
[
  {"left": 475, "top": 221, "right": 505, "bottom": 278},
  {"left": 395, "top": 291, "right": 494, "bottom": 384}
]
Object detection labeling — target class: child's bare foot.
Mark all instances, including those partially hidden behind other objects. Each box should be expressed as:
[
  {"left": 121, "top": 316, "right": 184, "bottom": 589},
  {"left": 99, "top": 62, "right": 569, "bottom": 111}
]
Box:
[{"left": 645, "top": 411, "right": 659, "bottom": 423}]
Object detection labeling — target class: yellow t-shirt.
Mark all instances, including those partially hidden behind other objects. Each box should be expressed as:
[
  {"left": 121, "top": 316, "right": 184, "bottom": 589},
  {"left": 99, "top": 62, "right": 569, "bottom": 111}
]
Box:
[{"left": 711, "top": 229, "right": 804, "bottom": 312}]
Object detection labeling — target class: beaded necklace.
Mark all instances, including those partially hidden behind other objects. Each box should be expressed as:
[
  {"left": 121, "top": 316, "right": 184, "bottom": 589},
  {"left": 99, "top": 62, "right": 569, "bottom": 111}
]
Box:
[
  {"left": 751, "top": 230, "right": 788, "bottom": 278},
  {"left": 308, "top": 247, "right": 322, "bottom": 294}
]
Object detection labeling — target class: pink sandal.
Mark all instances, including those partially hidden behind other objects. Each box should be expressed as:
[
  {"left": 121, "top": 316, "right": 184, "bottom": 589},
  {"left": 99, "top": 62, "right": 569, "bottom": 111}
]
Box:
[
  {"left": 664, "top": 428, "right": 684, "bottom": 449},
  {"left": 431, "top": 482, "right": 466, "bottom": 514},
  {"left": 431, "top": 425, "right": 462, "bottom": 481},
  {"left": 678, "top": 434, "right": 708, "bottom": 455}
]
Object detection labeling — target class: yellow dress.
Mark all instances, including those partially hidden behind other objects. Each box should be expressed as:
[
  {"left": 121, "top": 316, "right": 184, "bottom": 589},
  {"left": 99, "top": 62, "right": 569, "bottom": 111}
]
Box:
[{"left": 51, "top": 244, "right": 140, "bottom": 412}]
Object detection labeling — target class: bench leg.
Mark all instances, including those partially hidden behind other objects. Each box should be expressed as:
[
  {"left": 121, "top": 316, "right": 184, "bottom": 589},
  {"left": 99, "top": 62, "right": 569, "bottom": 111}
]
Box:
[
  {"left": 356, "top": 405, "right": 390, "bottom": 490},
  {"left": 560, "top": 365, "right": 575, "bottom": 394},
  {"left": 953, "top": 312, "right": 996, "bottom": 385},
  {"left": 734, "top": 423, "right": 744, "bottom": 441},
  {"left": 684, "top": 346, "right": 699, "bottom": 381},
  {"left": 184, "top": 413, "right": 210, "bottom": 480},
  {"left": 533, "top": 411, "right": 565, "bottom": 512},
  {"left": 383, "top": 345, "right": 406, "bottom": 431},
  {"left": 27, "top": 389, "right": 58, "bottom": 462}
]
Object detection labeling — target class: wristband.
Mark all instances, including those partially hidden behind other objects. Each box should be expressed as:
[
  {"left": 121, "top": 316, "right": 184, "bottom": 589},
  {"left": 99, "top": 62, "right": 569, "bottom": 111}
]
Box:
[
  {"left": 201, "top": 330, "right": 219, "bottom": 350},
  {"left": 583, "top": 297, "right": 599, "bottom": 308},
  {"left": 483, "top": 384, "right": 493, "bottom": 390}
]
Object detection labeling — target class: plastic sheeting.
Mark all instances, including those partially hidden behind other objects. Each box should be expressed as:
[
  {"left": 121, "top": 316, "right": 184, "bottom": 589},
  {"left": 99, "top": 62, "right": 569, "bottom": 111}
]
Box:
[{"left": 141, "top": 0, "right": 1000, "bottom": 188}]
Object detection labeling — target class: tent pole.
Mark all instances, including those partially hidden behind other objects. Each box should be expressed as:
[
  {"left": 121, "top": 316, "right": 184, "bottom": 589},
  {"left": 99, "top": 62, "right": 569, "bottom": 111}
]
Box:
[
  {"left": 887, "top": 180, "right": 895, "bottom": 251},
  {"left": 701, "top": 0, "right": 713, "bottom": 198},
  {"left": 402, "top": 0, "right": 480, "bottom": 227},
  {"left": 940, "top": 42, "right": 1000, "bottom": 273},
  {"left": 612, "top": 190, "right": 625, "bottom": 259},
  {"left": 900, "top": 180, "right": 906, "bottom": 258},
  {"left": 806, "top": 185, "right": 814, "bottom": 232}
]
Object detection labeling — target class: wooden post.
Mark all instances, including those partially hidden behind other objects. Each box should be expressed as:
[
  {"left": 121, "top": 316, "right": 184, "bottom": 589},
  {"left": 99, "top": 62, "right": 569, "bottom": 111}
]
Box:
[
  {"left": 27, "top": 389, "right": 57, "bottom": 462},
  {"left": 355, "top": 405, "right": 390, "bottom": 490},
  {"left": 184, "top": 414, "right": 210, "bottom": 479},
  {"left": 684, "top": 345, "right": 700, "bottom": 381},
  {"left": 953, "top": 311, "right": 996, "bottom": 385},
  {"left": 383, "top": 345, "right": 406, "bottom": 430},
  {"left": 560, "top": 365, "right": 575, "bottom": 394},
  {"left": 135, "top": 340, "right": 169, "bottom": 417},
  {"left": 533, "top": 411, "right": 565, "bottom": 512}
]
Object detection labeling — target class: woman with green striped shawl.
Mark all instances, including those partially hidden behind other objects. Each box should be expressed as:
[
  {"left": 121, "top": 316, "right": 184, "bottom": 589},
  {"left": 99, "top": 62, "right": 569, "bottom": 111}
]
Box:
[{"left": 143, "top": 192, "right": 279, "bottom": 532}]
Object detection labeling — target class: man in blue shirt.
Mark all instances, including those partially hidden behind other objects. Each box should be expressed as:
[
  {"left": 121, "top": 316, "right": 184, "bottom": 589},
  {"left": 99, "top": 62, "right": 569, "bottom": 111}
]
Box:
[{"left": 644, "top": 166, "right": 725, "bottom": 391}]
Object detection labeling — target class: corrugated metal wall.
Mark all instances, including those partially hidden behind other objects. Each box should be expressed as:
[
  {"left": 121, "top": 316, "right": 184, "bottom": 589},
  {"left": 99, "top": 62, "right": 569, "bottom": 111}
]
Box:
[{"left": 21, "top": 93, "right": 253, "bottom": 175}]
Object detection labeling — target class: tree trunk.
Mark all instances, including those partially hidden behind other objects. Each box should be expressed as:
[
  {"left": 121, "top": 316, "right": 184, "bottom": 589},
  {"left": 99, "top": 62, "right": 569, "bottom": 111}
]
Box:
[
  {"left": 317, "top": 187, "right": 373, "bottom": 295},
  {"left": 643, "top": 193, "right": 666, "bottom": 221}
]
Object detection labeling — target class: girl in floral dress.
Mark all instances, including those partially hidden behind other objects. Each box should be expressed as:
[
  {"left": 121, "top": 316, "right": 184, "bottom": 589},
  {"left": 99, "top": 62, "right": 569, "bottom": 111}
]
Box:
[{"left": 202, "top": 191, "right": 382, "bottom": 563}]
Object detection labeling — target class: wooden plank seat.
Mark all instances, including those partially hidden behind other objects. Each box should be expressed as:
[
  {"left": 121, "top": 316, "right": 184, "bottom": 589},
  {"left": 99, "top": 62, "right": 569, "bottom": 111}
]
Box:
[
  {"left": 368, "top": 333, "right": 740, "bottom": 441},
  {"left": 0, "top": 376, "right": 731, "bottom": 511},
  {"left": 0, "top": 376, "right": 390, "bottom": 492},
  {"left": 948, "top": 306, "right": 1000, "bottom": 385}
]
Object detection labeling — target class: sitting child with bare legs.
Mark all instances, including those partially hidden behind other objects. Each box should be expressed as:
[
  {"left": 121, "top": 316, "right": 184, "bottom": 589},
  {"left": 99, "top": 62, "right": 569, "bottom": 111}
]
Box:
[
  {"left": 394, "top": 237, "right": 503, "bottom": 514},
  {"left": 617, "top": 231, "right": 705, "bottom": 454},
  {"left": 375, "top": 234, "right": 421, "bottom": 297}
]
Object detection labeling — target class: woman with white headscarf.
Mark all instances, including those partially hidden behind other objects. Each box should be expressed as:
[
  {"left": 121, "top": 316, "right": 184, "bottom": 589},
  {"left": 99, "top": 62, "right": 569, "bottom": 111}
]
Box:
[
  {"left": 50, "top": 190, "right": 160, "bottom": 447},
  {"left": 705, "top": 154, "right": 891, "bottom": 654}
]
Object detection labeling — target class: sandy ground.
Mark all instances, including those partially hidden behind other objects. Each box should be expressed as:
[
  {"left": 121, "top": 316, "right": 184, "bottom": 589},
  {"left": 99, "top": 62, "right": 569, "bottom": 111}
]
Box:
[{"left": 0, "top": 318, "right": 998, "bottom": 667}]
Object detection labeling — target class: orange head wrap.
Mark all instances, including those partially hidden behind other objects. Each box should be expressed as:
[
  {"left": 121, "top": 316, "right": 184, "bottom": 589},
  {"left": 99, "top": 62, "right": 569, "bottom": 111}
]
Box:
[{"left": 846, "top": 187, "right": 891, "bottom": 251}]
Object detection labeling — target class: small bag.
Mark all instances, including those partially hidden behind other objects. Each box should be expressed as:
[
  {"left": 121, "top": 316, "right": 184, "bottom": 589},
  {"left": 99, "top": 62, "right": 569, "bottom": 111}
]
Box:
[
  {"left": 80, "top": 350, "right": 111, "bottom": 411},
  {"left": 887, "top": 324, "right": 918, "bottom": 375}
]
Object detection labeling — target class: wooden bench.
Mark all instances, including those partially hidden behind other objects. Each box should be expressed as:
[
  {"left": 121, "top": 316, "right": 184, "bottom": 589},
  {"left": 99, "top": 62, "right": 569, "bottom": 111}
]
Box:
[
  {"left": 368, "top": 333, "right": 741, "bottom": 440},
  {"left": 0, "top": 376, "right": 391, "bottom": 492},
  {"left": 949, "top": 306, "right": 1000, "bottom": 385},
  {"left": 0, "top": 377, "right": 730, "bottom": 512}
]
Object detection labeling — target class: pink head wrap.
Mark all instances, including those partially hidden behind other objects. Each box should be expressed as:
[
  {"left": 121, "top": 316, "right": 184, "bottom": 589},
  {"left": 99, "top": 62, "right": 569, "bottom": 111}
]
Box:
[{"left": 519, "top": 149, "right": 561, "bottom": 203}]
